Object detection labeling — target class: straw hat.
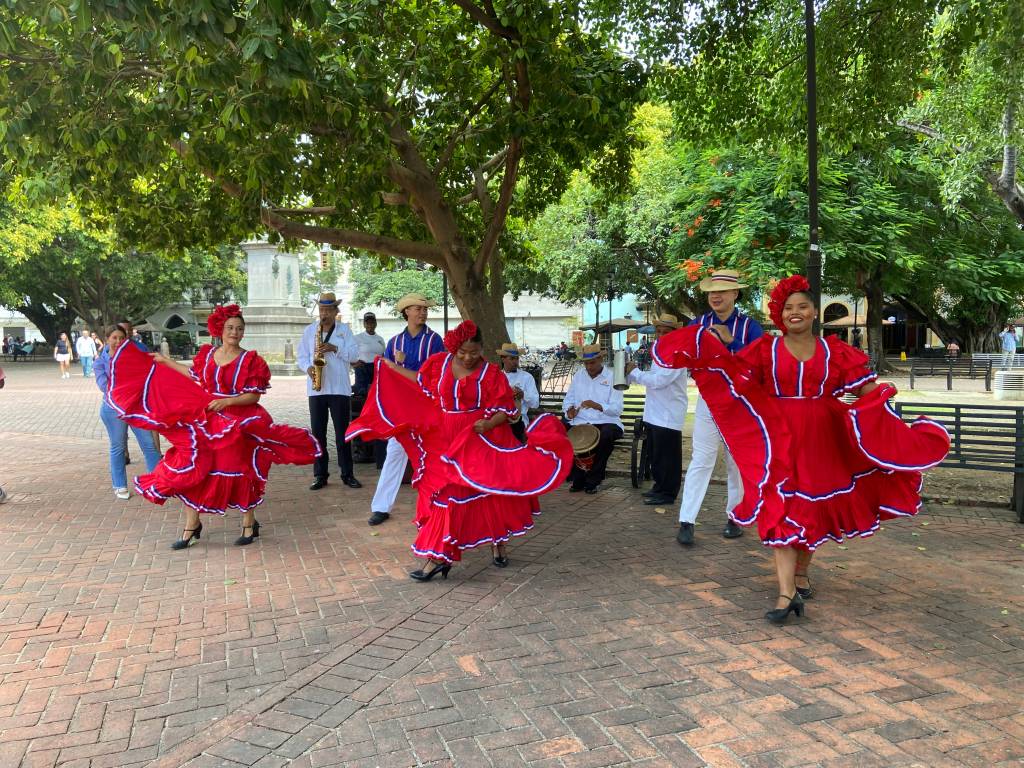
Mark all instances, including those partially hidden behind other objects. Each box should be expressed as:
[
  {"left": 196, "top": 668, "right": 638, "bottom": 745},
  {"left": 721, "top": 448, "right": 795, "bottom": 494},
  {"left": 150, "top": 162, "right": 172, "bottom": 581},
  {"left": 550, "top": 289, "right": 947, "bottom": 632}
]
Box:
[
  {"left": 567, "top": 424, "right": 600, "bottom": 454},
  {"left": 580, "top": 344, "right": 603, "bottom": 360},
  {"left": 317, "top": 292, "right": 341, "bottom": 307},
  {"left": 698, "top": 268, "right": 748, "bottom": 292},
  {"left": 497, "top": 343, "right": 521, "bottom": 357},
  {"left": 652, "top": 313, "right": 681, "bottom": 329},
  {"left": 395, "top": 292, "right": 437, "bottom": 313}
]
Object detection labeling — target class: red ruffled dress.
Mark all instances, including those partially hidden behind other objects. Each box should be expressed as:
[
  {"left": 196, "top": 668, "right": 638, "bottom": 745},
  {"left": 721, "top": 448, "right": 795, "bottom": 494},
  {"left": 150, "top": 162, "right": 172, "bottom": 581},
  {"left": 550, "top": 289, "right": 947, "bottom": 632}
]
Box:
[
  {"left": 653, "top": 327, "right": 950, "bottom": 550},
  {"left": 347, "top": 353, "right": 573, "bottom": 563},
  {"left": 105, "top": 342, "right": 320, "bottom": 514}
]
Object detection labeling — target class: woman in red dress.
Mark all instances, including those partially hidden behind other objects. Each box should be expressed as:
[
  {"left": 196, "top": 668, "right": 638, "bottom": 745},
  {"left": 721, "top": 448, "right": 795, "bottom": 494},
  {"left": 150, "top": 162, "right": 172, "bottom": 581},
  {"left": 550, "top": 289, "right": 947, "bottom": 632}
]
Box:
[
  {"left": 653, "top": 276, "right": 950, "bottom": 624},
  {"left": 347, "top": 320, "right": 573, "bottom": 581},
  {"left": 105, "top": 304, "right": 320, "bottom": 549}
]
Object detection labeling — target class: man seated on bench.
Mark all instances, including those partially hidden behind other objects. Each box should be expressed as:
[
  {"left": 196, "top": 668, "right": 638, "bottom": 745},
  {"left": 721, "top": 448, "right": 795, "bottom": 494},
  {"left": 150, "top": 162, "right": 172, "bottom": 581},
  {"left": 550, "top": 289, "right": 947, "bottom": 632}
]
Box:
[{"left": 563, "top": 344, "right": 624, "bottom": 494}]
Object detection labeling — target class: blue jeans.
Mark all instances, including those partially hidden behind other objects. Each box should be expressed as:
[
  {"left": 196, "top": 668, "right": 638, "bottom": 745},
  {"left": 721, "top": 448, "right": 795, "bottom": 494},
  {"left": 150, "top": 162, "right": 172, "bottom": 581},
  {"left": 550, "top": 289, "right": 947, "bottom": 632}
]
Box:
[
  {"left": 100, "top": 402, "right": 162, "bottom": 489},
  {"left": 81, "top": 356, "right": 94, "bottom": 377}
]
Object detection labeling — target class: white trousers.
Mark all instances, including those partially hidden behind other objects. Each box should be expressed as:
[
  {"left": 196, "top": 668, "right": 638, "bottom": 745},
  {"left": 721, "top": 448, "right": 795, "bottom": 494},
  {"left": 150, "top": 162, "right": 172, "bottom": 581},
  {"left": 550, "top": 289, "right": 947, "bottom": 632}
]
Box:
[
  {"left": 370, "top": 437, "right": 408, "bottom": 514},
  {"left": 678, "top": 397, "right": 742, "bottom": 523}
]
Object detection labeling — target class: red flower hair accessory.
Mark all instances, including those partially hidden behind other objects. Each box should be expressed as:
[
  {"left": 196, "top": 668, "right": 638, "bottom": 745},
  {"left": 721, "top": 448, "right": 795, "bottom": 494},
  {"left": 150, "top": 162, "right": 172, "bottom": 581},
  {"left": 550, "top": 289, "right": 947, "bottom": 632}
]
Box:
[
  {"left": 443, "top": 320, "right": 479, "bottom": 353},
  {"left": 768, "top": 275, "right": 810, "bottom": 334},
  {"left": 206, "top": 304, "right": 243, "bottom": 338}
]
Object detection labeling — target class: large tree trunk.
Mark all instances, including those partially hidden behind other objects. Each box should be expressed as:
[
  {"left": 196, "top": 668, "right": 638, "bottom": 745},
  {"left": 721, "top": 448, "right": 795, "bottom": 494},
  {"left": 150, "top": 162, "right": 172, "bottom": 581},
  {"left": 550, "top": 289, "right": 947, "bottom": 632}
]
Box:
[
  {"left": 444, "top": 254, "right": 510, "bottom": 354},
  {"left": 17, "top": 303, "right": 78, "bottom": 345},
  {"left": 863, "top": 268, "right": 892, "bottom": 372}
]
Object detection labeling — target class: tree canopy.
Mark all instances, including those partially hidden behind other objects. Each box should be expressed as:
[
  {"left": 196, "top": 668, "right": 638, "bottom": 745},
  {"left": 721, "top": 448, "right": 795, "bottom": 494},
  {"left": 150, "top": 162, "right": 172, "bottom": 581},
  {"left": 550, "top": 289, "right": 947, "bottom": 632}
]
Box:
[
  {"left": 0, "top": 199, "right": 245, "bottom": 343},
  {"left": 0, "top": 0, "right": 644, "bottom": 343}
]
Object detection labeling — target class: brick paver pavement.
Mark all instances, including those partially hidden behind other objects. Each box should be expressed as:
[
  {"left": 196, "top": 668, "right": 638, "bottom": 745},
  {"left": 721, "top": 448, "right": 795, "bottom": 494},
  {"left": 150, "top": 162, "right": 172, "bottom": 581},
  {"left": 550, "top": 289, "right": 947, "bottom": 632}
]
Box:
[{"left": 1, "top": 362, "right": 1023, "bottom": 767}]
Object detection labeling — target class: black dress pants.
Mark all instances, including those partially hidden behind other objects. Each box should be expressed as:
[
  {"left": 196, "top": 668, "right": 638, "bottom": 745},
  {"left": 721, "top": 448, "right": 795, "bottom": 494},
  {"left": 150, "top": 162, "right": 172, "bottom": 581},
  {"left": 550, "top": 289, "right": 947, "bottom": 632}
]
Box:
[
  {"left": 645, "top": 421, "right": 682, "bottom": 500},
  {"left": 310, "top": 395, "right": 354, "bottom": 479},
  {"left": 566, "top": 422, "right": 623, "bottom": 490}
]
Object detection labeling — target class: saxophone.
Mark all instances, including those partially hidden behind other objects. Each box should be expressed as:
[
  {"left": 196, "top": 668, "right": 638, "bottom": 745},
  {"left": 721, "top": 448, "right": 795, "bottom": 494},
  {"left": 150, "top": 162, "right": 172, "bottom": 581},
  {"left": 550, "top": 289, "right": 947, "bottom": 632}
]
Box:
[{"left": 311, "top": 326, "right": 326, "bottom": 391}]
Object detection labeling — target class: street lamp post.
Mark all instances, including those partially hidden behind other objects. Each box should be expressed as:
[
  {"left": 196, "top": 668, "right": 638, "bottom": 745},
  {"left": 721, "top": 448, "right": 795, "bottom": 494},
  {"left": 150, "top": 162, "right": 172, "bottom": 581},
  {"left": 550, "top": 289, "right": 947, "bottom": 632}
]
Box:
[{"left": 804, "top": 0, "right": 822, "bottom": 334}]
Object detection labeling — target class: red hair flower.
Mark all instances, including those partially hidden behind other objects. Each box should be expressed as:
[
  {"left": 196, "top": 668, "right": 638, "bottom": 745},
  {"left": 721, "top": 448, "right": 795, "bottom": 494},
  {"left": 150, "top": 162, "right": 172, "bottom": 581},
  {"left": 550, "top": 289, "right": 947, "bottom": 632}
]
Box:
[
  {"left": 443, "top": 320, "right": 479, "bottom": 353},
  {"left": 207, "top": 303, "right": 243, "bottom": 338},
  {"left": 768, "top": 275, "right": 810, "bottom": 334}
]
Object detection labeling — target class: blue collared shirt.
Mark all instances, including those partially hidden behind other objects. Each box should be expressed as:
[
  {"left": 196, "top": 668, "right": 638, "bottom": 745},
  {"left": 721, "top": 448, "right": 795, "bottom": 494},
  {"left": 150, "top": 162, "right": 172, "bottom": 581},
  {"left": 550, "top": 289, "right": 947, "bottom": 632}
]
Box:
[
  {"left": 689, "top": 308, "right": 763, "bottom": 353},
  {"left": 1000, "top": 330, "right": 1018, "bottom": 352},
  {"left": 384, "top": 325, "right": 444, "bottom": 372},
  {"left": 94, "top": 339, "right": 149, "bottom": 392}
]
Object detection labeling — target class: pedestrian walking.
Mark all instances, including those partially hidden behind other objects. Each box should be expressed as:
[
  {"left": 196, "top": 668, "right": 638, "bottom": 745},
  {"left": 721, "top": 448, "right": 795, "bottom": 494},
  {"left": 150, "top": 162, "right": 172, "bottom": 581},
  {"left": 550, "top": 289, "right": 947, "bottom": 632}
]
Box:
[
  {"left": 76, "top": 329, "right": 96, "bottom": 377},
  {"left": 999, "top": 325, "right": 1017, "bottom": 370},
  {"left": 94, "top": 325, "right": 162, "bottom": 500},
  {"left": 54, "top": 332, "right": 73, "bottom": 378}
]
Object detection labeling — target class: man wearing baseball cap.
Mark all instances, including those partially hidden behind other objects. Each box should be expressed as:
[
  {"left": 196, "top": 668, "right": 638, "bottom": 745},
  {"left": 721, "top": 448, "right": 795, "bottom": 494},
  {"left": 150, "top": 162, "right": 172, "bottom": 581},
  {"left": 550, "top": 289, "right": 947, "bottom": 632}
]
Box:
[
  {"left": 367, "top": 293, "right": 444, "bottom": 525},
  {"left": 676, "top": 269, "right": 763, "bottom": 546}
]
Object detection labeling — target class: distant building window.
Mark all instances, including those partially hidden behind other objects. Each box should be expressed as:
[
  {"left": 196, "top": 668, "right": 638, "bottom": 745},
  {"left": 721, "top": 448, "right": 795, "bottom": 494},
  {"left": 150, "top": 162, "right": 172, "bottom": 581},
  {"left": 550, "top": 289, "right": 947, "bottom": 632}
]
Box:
[{"left": 823, "top": 303, "right": 849, "bottom": 324}]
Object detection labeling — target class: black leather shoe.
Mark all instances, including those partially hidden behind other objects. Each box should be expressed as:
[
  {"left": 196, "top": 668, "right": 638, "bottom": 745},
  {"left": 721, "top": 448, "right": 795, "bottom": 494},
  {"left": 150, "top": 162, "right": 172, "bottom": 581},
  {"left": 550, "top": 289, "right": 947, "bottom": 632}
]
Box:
[
  {"left": 643, "top": 495, "right": 673, "bottom": 506},
  {"left": 368, "top": 511, "right": 390, "bottom": 526},
  {"left": 409, "top": 561, "right": 451, "bottom": 581},
  {"left": 723, "top": 520, "right": 744, "bottom": 539},
  {"left": 234, "top": 520, "right": 260, "bottom": 546},
  {"left": 676, "top": 522, "right": 694, "bottom": 546},
  {"left": 171, "top": 522, "right": 203, "bottom": 550},
  {"left": 584, "top": 485, "right": 599, "bottom": 494},
  {"left": 795, "top": 572, "right": 814, "bottom": 600},
  {"left": 569, "top": 485, "right": 584, "bottom": 493},
  {"left": 641, "top": 489, "right": 659, "bottom": 498},
  {"left": 765, "top": 593, "right": 804, "bottom": 625},
  {"left": 309, "top": 477, "right": 327, "bottom": 490},
  {"left": 342, "top": 476, "right": 362, "bottom": 489}
]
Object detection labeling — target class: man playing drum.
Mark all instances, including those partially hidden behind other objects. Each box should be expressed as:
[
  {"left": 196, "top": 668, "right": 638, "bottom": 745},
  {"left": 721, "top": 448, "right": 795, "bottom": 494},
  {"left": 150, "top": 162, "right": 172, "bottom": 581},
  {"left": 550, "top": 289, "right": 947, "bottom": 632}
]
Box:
[{"left": 563, "top": 344, "right": 624, "bottom": 493}]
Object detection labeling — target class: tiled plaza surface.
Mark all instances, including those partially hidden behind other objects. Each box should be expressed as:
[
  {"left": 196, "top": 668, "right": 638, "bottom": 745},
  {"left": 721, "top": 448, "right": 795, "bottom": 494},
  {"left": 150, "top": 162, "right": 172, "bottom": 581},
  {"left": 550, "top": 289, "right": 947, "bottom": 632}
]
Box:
[{"left": 1, "top": 363, "right": 1022, "bottom": 768}]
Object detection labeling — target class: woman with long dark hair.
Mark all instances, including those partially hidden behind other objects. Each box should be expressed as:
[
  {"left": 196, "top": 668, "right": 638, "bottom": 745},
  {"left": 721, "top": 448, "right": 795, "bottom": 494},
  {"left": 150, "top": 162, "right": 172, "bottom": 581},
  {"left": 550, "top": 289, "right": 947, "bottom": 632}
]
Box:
[
  {"left": 105, "top": 304, "right": 320, "bottom": 549},
  {"left": 653, "top": 276, "right": 950, "bottom": 624},
  {"left": 347, "top": 320, "right": 573, "bottom": 580}
]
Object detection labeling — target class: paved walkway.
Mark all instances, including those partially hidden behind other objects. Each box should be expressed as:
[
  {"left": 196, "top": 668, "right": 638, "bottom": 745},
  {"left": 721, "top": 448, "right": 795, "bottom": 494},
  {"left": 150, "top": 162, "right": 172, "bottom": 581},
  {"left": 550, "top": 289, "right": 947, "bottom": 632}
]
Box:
[{"left": 1, "top": 364, "right": 1022, "bottom": 768}]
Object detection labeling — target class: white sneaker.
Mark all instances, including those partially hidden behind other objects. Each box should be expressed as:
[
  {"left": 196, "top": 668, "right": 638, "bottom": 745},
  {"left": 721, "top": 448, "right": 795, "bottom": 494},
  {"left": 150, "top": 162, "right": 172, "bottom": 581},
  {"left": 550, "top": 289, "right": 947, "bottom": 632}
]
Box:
[{"left": 114, "top": 488, "right": 130, "bottom": 500}]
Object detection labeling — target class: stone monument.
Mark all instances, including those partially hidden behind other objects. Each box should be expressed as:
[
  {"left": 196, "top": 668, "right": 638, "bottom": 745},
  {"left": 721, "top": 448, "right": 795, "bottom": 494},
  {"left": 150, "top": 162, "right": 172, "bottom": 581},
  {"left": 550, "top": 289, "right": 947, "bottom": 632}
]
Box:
[{"left": 240, "top": 241, "right": 309, "bottom": 373}]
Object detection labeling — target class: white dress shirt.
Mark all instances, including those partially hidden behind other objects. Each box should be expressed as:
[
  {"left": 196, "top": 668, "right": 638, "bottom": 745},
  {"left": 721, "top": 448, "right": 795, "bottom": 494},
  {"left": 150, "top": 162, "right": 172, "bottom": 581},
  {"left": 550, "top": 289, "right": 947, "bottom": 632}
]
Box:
[
  {"left": 504, "top": 368, "right": 540, "bottom": 426},
  {"left": 75, "top": 336, "right": 96, "bottom": 358},
  {"left": 563, "top": 366, "right": 624, "bottom": 430},
  {"left": 296, "top": 321, "right": 360, "bottom": 397},
  {"left": 628, "top": 363, "right": 688, "bottom": 431},
  {"left": 354, "top": 330, "right": 387, "bottom": 363}
]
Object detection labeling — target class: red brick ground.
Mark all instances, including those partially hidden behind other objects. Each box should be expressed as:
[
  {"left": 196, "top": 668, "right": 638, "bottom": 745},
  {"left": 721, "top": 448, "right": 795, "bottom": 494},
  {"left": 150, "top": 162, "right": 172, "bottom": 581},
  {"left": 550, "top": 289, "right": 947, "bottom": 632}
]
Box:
[{"left": 1, "top": 362, "right": 1022, "bottom": 767}]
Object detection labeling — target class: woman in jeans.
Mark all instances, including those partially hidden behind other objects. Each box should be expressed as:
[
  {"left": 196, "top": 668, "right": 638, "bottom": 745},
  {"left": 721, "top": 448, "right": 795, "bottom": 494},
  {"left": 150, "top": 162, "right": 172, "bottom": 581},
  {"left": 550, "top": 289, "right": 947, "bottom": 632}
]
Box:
[{"left": 94, "top": 325, "right": 161, "bottom": 499}]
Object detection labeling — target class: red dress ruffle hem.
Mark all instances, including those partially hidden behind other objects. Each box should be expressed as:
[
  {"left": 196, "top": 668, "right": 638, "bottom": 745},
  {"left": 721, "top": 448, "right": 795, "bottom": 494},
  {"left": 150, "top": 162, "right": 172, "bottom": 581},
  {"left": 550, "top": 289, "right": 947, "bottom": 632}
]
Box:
[
  {"left": 653, "top": 328, "right": 950, "bottom": 550},
  {"left": 105, "top": 343, "right": 320, "bottom": 514},
  {"left": 346, "top": 354, "right": 573, "bottom": 563}
]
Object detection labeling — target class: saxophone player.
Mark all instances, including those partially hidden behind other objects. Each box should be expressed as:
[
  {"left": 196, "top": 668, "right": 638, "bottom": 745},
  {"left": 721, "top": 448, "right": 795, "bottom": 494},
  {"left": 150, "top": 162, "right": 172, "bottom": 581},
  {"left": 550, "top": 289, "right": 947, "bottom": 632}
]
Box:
[{"left": 298, "top": 292, "right": 362, "bottom": 491}]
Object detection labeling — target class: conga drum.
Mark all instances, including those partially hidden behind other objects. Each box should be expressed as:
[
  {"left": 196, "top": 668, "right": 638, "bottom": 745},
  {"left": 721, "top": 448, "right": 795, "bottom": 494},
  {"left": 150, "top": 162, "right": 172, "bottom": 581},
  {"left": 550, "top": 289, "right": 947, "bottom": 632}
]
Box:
[{"left": 566, "top": 424, "right": 600, "bottom": 474}]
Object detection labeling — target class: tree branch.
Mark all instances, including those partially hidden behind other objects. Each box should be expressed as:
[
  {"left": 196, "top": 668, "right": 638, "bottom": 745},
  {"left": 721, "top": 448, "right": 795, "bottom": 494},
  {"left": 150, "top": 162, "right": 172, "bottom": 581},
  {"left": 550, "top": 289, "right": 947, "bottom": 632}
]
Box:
[
  {"left": 435, "top": 79, "right": 502, "bottom": 176},
  {"left": 474, "top": 137, "right": 522, "bottom": 280},
  {"left": 269, "top": 205, "right": 337, "bottom": 216},
  {"left": 261, "top": 208, "right": 445, "bottom": 267}
]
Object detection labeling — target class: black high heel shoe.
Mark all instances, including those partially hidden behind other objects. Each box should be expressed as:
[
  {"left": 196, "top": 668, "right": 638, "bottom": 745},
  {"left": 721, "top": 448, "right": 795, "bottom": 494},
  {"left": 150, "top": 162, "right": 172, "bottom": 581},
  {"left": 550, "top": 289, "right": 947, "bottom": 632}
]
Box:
[
  {"left": 171, "top": 522, "right": 203, "bottom": 550},
  {"left": 235, "top": 520, "right": 260, "bottom": 546},
  {"left": 410, "top": 560, "right": 451, "bottom": 582},
  {"left": 795, "top": 571, "right": 814, "bottom": 600},
  {"left": 765, "top": 593, "right": 804, "bottom": 625},
  {"left": 492, "top": 545, "right": 509, "bottom": 568}
]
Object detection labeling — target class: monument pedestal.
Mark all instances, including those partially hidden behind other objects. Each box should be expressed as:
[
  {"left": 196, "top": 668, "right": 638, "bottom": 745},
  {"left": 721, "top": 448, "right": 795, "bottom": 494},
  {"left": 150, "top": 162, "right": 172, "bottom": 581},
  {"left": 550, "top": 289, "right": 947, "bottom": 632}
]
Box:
[{"left": 240, "top": 242, "right": 310, "bottom": 375}]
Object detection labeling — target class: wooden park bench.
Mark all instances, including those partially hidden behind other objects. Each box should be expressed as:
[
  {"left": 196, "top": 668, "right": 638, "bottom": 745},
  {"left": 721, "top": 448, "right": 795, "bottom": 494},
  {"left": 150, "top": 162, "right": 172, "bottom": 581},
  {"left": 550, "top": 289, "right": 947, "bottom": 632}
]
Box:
[
  {"left": 893, "top": 401, "right": 1024, "bottom": 523},
  {"left": 536, "top": 390, "right": 652, "bottom": 487},
  {"left": 909, "top": 358, "right": 992, "bottom": 391}
]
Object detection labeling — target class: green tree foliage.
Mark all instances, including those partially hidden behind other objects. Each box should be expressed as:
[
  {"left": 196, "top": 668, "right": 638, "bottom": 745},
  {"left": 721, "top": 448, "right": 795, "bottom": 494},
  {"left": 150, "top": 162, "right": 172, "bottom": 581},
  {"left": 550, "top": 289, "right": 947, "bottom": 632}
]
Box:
[
  {"left": 349, "top": 256, "right": 444, "bottom": 314},
  {"left": 900, "top": 1, "right": 1024, "bottom": 223},
  {"left": 0, "top": 1, "right": 644, "bottom": 344},
  {"left": 0, "top": 201, "right": 245, "bottom": 343}
]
